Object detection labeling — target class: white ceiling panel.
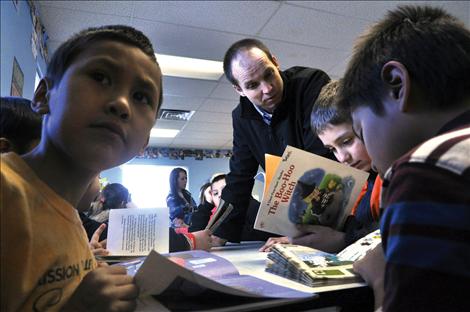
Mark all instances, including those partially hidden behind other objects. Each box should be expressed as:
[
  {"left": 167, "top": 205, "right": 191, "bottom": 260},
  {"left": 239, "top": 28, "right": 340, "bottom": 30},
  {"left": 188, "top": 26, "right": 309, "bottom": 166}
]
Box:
[
  {"left": 184, "top": 121, "right": 233, "bottom": 133},
  {"left": 133, "top": 1, "right": 280, "bottom": 35},
  {"left": 162, "top": 76, "right": 218, "bottom": 98},
  {"left": 261, "top": 38, "right": 350, "bottom": 74},
  {"left": 34, "top": 0, "right": 470, "bottom": 149},
  {"left": 38, "top": 1, "right": 133, "bottom": 17},
  {"left": 199, "top": 99, "right": 238, "bottom": 114},
  {"left": 286, "top": 1, "right": 418, "bottom": 21},
  {"left": 154, "top": 120, "right": 186, "bottom": 131},
  {"left": 161, "top": 95, "right": 205, "bottom": 111},
  {"left": 209, "top": 83, "right": 240, "bottom": 101},
  {"left": 132, "top": 18, "right": 246, "bottom": 60},
  {"left": 190, "top": 111, "right": 232, "bottom": 124},
  {"left": 260, "top": 4, "right": 369, "bottom": 51},
  {"left": 38, "top": 5, "right": 131, "bottom": 41}
]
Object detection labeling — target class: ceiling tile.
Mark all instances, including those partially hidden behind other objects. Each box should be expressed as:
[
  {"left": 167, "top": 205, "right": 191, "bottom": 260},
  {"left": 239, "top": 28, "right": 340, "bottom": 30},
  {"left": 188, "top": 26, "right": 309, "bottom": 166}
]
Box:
[
  {"left": 190, "top": 111, "right": 232, "bottom": 124},
  {"left": 260, "top": 4, "right": 369, "bottom": 51},
  {"left": 162, "top": 76, "right": 218, "bottom": 98},
  {"left": 154, "top": 120, "right": 186, "bottom": 130},
  {"left": 184, "top": 121, "right": 233, "bottom": 133},
  {"left": 38, "top": 1, "right": 133, "bottom": 17},
  {"left": 261, "top": 38, "right": 350, "bottom": 74},
  {"left": 199, "top": 99, "right": 238, "bottom": 114},
  {"left": 132, "top": 1, "right": 280, "bottom": 34},
  {"left": 38, "top": 6, "right": 131, "bottom": 42},
  {"left": 161, "top": 95, "right": 205, "bottom": 111},
  {"left": 209, "top": 83, "right": 240, "bottom": 100},
  {"left": 132, "top": 18, "right": 246, "bottom": 61}
]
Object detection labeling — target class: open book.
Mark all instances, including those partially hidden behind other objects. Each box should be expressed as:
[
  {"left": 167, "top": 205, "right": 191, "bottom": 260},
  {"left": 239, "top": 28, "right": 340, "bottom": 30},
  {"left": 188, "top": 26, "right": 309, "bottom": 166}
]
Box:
[
  {"left": 106, "top": 207, "right": 169, "bottom": 257},
  {"left": 119, "top": 249, "right": 315, "bottom": 300},
  {"left": 254, "top": 146, "right": 369, "bottom": 237},
  {"left": 266, "top": 230, "right": 381, "bottom": 287}
]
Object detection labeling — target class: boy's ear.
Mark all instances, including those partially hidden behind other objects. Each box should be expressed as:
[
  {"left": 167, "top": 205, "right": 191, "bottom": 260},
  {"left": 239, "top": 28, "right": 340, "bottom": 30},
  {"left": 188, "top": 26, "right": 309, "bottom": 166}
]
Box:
[
  {"left": 32, "top": 78, "right": 52, "bottom": 115},
  {"left": 380, "top": 61, "right": 411, "bottom": 112}
]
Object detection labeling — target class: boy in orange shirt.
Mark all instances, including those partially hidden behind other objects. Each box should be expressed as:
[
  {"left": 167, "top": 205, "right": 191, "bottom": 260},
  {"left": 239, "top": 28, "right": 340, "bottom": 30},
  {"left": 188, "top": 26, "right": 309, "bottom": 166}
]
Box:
[{"left": 0, "top": 25, "right": 210, "bottom": 311}]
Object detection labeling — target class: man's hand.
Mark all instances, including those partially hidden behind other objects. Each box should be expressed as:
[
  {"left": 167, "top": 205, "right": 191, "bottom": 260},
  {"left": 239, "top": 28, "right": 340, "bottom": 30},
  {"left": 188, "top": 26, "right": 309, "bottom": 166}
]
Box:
[
  {"left": 89, "top": 223, "right": 109, "bottom": 256},
  {"left": 62, "top": 266, "right": 139, "bottom": 312},
  {"left": 291, "top": 224, "right": 346, "bottom": 253},
  {"left": 192, "top": 229, "right": 212, "bottom": 250},
  {"left": 353, "top": 243, "right": 385, "bottom": 310},
  {"left": 259, "top": 236, "right": 290, "bottom": 252}
]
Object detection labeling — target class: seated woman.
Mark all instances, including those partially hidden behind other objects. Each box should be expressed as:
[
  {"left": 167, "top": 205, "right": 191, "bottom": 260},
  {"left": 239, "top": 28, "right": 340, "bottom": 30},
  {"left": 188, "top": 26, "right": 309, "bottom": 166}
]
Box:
[{"left": 166, "top": 167, "right": 197, "bottom": 228}]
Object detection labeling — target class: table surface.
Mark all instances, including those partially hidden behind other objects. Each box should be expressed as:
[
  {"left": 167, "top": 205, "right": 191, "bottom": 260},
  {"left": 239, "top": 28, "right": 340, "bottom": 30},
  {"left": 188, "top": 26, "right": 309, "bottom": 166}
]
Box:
[{"left": 136, "top": 241, "right": 369, "bottom": 312}]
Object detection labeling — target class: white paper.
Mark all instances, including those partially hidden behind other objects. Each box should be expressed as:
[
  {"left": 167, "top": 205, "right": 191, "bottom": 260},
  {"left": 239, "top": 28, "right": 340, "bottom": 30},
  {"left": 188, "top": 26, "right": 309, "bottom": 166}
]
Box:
[{"left": 107, "top": 208, "right": 169, "bottom": 255}]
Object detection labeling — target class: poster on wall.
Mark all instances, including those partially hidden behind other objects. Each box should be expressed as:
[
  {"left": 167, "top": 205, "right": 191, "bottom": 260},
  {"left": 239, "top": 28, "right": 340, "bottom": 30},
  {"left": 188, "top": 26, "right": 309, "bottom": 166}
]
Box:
[{"left": 10, "top": 57, "right": 24, "bottom": 97}]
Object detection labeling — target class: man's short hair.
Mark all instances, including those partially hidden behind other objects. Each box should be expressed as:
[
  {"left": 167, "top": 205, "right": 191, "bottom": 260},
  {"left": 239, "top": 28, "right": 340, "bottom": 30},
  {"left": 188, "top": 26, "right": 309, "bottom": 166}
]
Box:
[
  {"left": 223, "top": 38, "right": 275, "bottom": 86},
  {"left": 337, "top": 5, "right": 470, "bottom": 114},
  {"left": 0, "top": 96, "right": 42, "bottom": 153},
  {"left": 311, "top": 80, "right": 351, "bottom": 135},
  {"left": 46, "top": 25, "right": 163, "bottom": 107}
]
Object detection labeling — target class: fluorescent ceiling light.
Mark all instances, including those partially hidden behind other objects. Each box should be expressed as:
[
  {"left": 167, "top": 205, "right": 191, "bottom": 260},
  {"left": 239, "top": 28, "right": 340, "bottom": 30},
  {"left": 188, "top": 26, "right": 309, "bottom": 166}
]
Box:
[
  {"left": 150, "top": 128, "right": 180, "bottom": 138},
  {"left": 156, "top": 53, "right": 223, "bottom": 80}
]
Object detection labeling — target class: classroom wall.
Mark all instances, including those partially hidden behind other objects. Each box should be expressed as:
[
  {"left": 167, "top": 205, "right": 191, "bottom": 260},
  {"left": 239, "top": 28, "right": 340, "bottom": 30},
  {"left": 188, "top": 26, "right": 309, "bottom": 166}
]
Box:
[{"left": 1, "top": 1, "right": 47, "bottom": 99}]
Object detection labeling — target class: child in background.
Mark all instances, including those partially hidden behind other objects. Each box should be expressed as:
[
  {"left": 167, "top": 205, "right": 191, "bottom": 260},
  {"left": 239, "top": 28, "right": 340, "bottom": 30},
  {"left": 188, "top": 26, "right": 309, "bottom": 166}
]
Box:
[
  {"left": 0, "top": 24, "right": 208, "bottom": 311},
  {"left": 260, "top": 80, "right": 381, "bottom": 253},
  {"left": 0, "top": 96, "right": 42, "bottom": 154},
  {"left": 88, "top": 182, "right": 132, "bottom": 223},
  {"left": 337, "top": 5, "right": 470, "bottom": 311}
]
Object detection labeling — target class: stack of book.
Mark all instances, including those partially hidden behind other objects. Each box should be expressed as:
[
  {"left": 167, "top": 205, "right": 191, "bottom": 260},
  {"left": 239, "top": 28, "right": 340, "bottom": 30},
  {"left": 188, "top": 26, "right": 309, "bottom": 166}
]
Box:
[{"left": 266, "top": 230, "right": 381, "bottom": 287}]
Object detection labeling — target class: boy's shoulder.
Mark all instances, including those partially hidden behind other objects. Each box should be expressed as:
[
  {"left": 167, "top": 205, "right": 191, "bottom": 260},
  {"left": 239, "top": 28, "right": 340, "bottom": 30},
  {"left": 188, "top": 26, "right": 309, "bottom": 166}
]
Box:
[{"left": 386, "top": 123, "right": 470, "bottom": 181}]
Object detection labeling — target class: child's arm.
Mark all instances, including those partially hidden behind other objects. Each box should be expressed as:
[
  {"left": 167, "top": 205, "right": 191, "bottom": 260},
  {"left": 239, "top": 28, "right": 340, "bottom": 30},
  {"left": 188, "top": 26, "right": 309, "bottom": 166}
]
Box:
[
  {"left": 62, "top": 266, "right": 139, "bottom": 312},
  {"left": 353, "top": 244, "right": 385, "bottom": 310}
]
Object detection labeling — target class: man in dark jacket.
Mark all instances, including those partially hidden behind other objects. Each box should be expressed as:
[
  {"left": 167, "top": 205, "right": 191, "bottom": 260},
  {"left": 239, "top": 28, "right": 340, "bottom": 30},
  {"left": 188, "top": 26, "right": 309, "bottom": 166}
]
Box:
[{"left": 214, "top": 38, "right": 332, "bottom": 244}]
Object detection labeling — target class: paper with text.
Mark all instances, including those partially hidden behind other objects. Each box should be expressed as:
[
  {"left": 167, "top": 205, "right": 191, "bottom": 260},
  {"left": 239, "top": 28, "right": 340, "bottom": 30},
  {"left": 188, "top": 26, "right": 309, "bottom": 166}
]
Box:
[{"left": 107, "top": 207, "right": 169, "bottom": 255}]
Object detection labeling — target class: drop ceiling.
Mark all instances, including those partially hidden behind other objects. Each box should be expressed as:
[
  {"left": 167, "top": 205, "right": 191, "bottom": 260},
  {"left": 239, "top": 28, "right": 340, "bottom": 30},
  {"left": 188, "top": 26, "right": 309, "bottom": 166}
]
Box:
[{"left": 36, "top": 0, "right": 470, "bottom": 149}]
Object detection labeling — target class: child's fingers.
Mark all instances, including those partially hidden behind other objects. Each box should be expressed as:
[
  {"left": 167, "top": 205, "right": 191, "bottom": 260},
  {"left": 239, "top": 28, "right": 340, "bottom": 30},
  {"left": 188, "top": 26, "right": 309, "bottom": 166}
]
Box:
[{"left": 90, "top": 223, "right": 107, "bottom": 244}]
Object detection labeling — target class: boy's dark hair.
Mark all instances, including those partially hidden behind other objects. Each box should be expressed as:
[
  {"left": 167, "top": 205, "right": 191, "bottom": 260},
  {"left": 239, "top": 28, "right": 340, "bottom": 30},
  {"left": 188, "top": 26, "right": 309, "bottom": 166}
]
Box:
[
  {"left": 46, "top": 24, "right": 163, "bottom": 108},
  {"left": 337, "top": 5, "right": 470, "bottom": 115},
  {"left": 169, "top": 167, "right": 187, "bottom": 195},
  {"left": 0, "top": 96, "right": 42, "bottom": 154},
  {"left": 102, "top": 183, "right": 130, "bottom": 210},
  {"left": 311, "top": 80, "right": 351, "bottom": 135},
  {"left": 223, "top": 38, "right": 275, "bottom": 86}
]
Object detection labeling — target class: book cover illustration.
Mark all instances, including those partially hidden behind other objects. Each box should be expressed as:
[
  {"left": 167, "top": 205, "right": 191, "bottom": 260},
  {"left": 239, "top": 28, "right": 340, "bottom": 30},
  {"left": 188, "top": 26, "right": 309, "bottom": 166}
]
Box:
[{"left": 254, "top": 146, "right": 369, "bottom": 237}]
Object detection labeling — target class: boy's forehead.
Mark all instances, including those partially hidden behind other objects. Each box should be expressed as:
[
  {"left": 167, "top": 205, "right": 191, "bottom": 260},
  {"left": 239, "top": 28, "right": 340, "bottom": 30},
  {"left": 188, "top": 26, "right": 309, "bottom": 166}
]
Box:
[{"left": 73, "top": 39, "right": 161, "bottom": 79}]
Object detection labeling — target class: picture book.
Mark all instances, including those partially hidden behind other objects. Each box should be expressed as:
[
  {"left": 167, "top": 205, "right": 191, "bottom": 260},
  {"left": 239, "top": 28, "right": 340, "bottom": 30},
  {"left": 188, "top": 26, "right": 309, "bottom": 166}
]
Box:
[
  {"left": 107, "top": 207, "right": 169, "bottom": 256},
  {"left": 266, "top": 230, "right": 381, "bottom": 287},
  {"left": 119, "top": 249, "right": 315, "bottom": 300},
  {"left": 254, "top": 145, "right": 369, "bottom": 237}
]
